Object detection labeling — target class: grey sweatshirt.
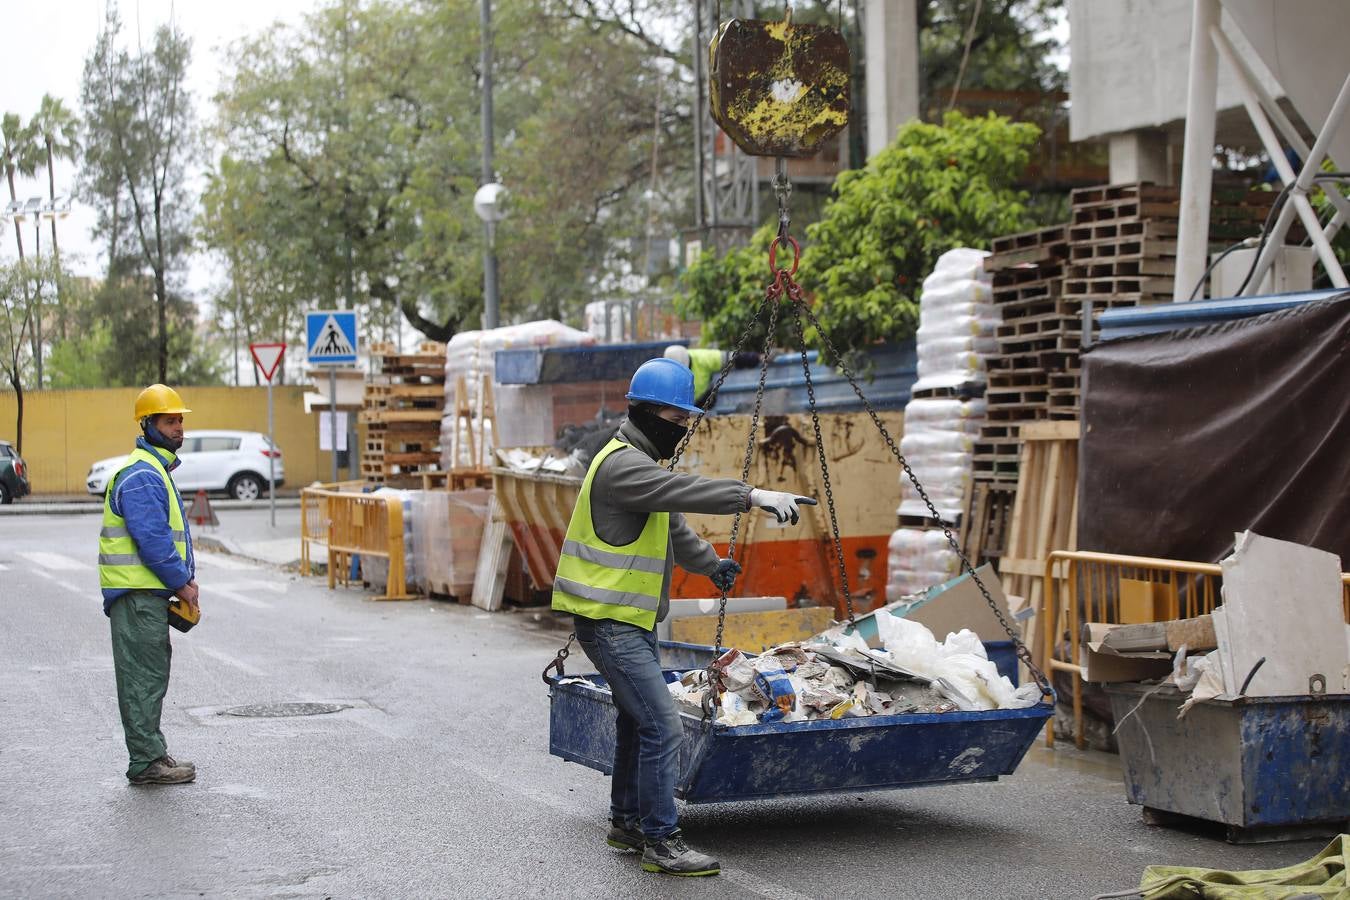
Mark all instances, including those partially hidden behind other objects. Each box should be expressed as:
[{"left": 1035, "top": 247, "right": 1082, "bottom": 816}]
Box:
[{"left": 589, "top": 418, "right": 753, "bottom": 622}]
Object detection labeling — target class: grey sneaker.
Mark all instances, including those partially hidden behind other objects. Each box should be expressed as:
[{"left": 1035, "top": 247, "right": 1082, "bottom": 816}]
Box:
[
  {"left": 605, "top": 820, "right": 644, "bottom": 852},
  {"left": 640, "top": 831, "right": 720, "bottom": 876},
  {"left": 128, "top": 757, "right": 196, "bottom": 785}
]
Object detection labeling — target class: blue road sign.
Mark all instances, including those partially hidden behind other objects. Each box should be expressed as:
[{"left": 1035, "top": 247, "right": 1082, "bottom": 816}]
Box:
[{"left": 306, "top": 310, "right": 359, "bottom": 365}]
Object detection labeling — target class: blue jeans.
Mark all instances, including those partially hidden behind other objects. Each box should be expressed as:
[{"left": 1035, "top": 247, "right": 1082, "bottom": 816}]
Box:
[{"left": 574, "top": 616, "right": 682, "bottom": 840}]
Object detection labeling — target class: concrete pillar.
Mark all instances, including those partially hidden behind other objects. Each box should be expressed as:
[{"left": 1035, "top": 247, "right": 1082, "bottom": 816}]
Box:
[
  {"left": 864, "top": 0, "right": 920, "bottom": 159},
  {"left": 1108, "top": 130, "right": 1172, "bottom": 185}
]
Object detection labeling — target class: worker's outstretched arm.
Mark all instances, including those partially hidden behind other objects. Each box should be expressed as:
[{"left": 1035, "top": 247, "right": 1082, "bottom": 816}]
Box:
[{"left": 600, "top": 448, "right": 751, "bottom": 517}]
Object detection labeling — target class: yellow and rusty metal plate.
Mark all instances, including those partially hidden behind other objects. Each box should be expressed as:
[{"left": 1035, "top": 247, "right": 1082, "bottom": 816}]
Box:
[
  {"left": 709, "top": 17, "right": 851, "bottom": 158},
  {"left": 670, "top": 606, "right": 836, "bottom": 652}
]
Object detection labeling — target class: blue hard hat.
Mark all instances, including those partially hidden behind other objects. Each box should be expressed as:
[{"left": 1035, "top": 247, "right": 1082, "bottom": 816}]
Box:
[{"left": 626, "top": 357, "right": 704, "bottom": 414}]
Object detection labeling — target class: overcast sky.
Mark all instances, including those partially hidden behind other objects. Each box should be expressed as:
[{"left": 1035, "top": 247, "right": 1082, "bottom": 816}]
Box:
[{"left": 0, "top": 0, "right": 317, "bottom": 289}]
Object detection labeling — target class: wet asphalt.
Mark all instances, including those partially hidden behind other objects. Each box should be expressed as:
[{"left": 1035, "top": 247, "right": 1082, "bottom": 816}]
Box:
[{"left": 0, "top": 510, "right": 1329, "bottom": 899}]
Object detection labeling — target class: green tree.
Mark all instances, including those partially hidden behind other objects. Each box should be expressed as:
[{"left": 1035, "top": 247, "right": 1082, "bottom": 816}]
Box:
[
  {"left": 919, "top": 0, "right": 1066, "bottom": 111},
  {"left": 205, "top": 0, "right": 680, "bottom": 344},
  {"left": 31, "top": 94, "right": 80, "bottom": 341},
  {"left": 0, "top": 257, "right": 52, "bottom": 453},
  {"left": 79, "top": 6, "right": 197, "bottom": 383},
  {"left": 678, "top": 112, "right": 1039, "bottom": 354}
]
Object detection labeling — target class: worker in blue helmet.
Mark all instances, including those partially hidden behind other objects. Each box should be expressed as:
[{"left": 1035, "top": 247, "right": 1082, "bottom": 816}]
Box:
[{"left": 552, "top": 357, "right": 816, "bottom": 877}]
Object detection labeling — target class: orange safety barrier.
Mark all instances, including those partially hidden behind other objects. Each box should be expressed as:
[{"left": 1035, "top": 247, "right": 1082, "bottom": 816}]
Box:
[
  {"left": 300, "top": 482, "right": 414, "bottom": 600},
  {"left": 299, "top": 480, "right": 366, "bottom": 576},
  {"left": 1041, "top": 549, "right": 1350, "bottom": 749}
]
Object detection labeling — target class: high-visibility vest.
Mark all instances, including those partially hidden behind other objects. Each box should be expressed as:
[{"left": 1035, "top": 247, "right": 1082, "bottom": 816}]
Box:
[
  {"left": 552, "top": 438, "right": 669, "bottom": 630},
  {"left": 688, "top": 348, "right": 725, "bottom": 399},
  {"left": 98, "top": 447, "right": 188, "bottom": 591}
]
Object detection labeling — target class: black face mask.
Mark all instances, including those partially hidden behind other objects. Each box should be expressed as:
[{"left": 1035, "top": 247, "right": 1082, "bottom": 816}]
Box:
[
  {"left": 143, "top": 417, "right": 184, "bottom": 452},
  {"left": 630, "top": 406, "right": 689, "bottom": 460}
]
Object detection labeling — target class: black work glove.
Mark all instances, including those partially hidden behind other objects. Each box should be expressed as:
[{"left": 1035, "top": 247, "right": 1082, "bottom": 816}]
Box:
[{"left": 710, "top": 558, "right": 742, "bottom": 594}]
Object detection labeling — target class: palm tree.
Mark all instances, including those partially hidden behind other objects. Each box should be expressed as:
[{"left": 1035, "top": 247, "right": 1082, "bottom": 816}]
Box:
[
  {"left": 2, "top": 113, "right": 42, "bottom": 387},
  {"left": 31, "top": 95, "right": 79, "bottom": 341},
  {"left": 1, "top": 112, "right": 41, "bottom": 262}
]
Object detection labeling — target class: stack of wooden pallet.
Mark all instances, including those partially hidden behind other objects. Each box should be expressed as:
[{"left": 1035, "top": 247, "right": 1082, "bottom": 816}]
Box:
[
  {"left": 360, "top": 341, "right": 447, "bottom": 487},
  {"left": 975, "top": 224, "right": 1069, "bottom": 485}
]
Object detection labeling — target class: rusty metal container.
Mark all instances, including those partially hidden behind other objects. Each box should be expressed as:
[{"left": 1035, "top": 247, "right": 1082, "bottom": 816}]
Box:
[{"left": 493, "top": 410, "right": 904, "bottom": 617}]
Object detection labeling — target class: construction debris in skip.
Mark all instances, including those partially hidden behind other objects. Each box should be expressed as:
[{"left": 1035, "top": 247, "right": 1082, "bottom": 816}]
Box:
[{"left": 565, "top": 612, "right": 1042, "bottom": 728}]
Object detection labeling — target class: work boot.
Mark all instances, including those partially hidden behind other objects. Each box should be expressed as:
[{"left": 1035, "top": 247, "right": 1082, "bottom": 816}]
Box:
[
  {"left": 128, "top": 756, "right": 196, "bottom": 785},
  {"left": 605, "top": 820, "right": 644, "bottom": 852},
  {"left": 163, "top": 754, "right": 195, "bottom": 772},
  {"left": 640, "top": 830, "right": 720, "bottom": 876}
]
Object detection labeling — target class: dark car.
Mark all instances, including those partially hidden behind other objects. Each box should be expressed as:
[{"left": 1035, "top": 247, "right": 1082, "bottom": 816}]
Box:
[{"left": 0, "top": 440, "right": 30, "bottom": 504}]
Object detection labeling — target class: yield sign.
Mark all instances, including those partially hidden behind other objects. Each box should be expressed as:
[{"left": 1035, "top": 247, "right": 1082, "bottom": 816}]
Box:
[{"left": 249, "top": 342, "right": 287, "bottom": 383}]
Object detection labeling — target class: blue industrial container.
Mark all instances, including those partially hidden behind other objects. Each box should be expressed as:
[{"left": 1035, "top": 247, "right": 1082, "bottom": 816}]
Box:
[
  {"left": 494, "top": 340, "right": 685, "bottom": 385},
  {"left": 1106, "top": 683, "right": 1350, "bottom": 842},
  {"left": 549, "top": 642, "right": 1051, "bottom": 804},
  {"left": 709, "top": 342, "right": 916, "bottom": 415}
]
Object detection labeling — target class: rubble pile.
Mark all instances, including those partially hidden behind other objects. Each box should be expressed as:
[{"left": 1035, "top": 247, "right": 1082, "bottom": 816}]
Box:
[{"left": 660, "top": 611, "right": 1041, "bottom": 728}]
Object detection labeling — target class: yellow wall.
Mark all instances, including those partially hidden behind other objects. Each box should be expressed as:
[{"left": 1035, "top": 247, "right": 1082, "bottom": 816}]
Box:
[{"left": 0, "top": 386, "right": 338, "bottom": 495}]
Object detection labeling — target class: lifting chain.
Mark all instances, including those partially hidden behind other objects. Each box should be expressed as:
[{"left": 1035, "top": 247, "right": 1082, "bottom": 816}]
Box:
[{"left": 792, "top": 298, "right": 1054, "bottom": 700}]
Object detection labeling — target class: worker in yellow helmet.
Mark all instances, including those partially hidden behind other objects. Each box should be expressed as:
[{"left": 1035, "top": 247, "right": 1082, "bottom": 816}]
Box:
[
  {"left": 662, "top": 345, "right": 763, "bottom": 409},
  {"left": 98, "top": 384, "right": 199, "bottom": 785}
]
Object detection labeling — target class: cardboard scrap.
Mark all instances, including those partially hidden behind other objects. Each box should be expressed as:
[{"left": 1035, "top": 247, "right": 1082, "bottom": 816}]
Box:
[{"left": 1080, "top": 623, "right": 1174, "bottom": 683}]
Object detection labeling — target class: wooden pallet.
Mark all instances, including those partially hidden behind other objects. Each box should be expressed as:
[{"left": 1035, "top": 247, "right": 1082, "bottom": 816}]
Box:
[
  {"left": 998, "top": 420, "right": 1080, "bottom": 673},
  {"left": 961, "top": 482, "right": 1017, "bottom": 565}
]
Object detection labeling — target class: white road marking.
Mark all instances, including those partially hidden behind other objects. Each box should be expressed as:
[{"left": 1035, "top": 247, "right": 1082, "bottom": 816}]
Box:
[
  {"left": 208, "top": 586, "right": 272, "bottom": 610},
  {"left": 196, "top": 646, "right": 266, "bottom": 676},
  {"left": 228, "top": 579, "right": 286, "bottom": 594},
  {"left": 194, "top": 553, "right": 256, "bottom": 571},
  {"left": 448, "top": 756, "right": 814, "bottom": 900},
  {"left": 18, "top": 551, "right": 90, "bottom": 571},
  {"left": 31, "top": 569, "right": 87, "bottom": 594}
]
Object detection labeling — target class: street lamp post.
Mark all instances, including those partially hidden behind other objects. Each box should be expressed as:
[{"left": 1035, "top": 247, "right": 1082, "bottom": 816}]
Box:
[{"left": 477, "top": 0, "right": 502, "bottom": 330}]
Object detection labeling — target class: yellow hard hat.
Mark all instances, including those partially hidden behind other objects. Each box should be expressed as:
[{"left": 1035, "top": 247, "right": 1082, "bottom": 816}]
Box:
[{"left": 133, "top": 384, "right": 192, "bottom": 422}]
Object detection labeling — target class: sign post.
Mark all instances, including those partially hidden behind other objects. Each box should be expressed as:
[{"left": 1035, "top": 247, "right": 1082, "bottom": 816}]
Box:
[
  {"left": 248, "top": 342, "right": 287, "bottom": 527},
  {"left": 305, "top": 311, "right": 360, "bottom": 484}
]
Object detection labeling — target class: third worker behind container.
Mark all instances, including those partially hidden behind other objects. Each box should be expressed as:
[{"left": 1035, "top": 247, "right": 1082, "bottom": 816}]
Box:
[{"left": 552, "top": 356, "right": 815, "bottom": 877}]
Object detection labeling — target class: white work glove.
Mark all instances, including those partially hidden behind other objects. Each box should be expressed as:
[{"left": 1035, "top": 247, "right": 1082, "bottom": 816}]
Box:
[{"left": 749, "top": 488, "right": 818, "bottom": 525}]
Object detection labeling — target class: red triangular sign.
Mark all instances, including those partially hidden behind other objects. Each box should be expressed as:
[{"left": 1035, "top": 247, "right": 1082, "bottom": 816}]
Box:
[{"left": 249, "top": 342, "right": 287, "bottom": 383}]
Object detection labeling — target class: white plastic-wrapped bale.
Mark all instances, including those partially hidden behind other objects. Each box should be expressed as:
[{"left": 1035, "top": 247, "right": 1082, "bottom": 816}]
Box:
[{"left": 440, "top": 321, "right": 595, "bottom": 470}]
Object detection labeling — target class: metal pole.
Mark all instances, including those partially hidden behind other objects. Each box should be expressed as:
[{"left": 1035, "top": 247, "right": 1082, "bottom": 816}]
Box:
[
  {"left": 481, "top": 0, "right": 500, "bottom": 330},
  {"left": 267, "top": 377, "right": 276, "bottom": 528},
  {"left": 1172, "top": 0, "right": 1220, "bottom": 302},
  {"left": 1211, "top": 29, "right": 1349, "bottom": 289},
  {"left": 329, "top": 367, "right": 339, "bottom": 483},
  {"left": 692, "top": 0, "right": 705, "bottom": 242}
]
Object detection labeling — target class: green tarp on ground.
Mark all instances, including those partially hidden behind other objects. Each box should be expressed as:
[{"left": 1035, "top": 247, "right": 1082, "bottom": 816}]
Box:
[{"left": 1099, "top": 834, "right": 1349, "bottom": 899}]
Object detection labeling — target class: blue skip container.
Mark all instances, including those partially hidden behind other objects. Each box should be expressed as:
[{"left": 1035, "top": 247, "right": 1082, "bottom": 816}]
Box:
[{"left": 547, "top": 641, "right": 1051, "bottom": 804}]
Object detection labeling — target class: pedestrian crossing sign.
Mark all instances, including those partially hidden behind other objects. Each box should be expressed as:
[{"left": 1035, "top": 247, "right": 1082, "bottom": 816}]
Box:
[{"left": 306, "top": 310, "right": 359, "bottom": 365}]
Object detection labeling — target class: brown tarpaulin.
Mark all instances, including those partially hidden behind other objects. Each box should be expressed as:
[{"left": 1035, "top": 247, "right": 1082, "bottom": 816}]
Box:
[{"left": 1079, "top": 295, "right": 1350, "bottom": 565}]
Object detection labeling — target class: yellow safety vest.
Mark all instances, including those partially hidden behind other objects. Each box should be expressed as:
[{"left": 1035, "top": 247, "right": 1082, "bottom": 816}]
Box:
[
  {"left": 688, "top": 348, "right": 724, "bottom": 400},
  {"left": 552, "top": 438, "right": 670, "bottom": 630},
  {"left": 98, "top": 447, "right": 188, "bottom": 591}
]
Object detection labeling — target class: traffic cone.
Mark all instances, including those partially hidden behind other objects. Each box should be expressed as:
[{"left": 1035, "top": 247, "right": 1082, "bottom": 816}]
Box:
[{"left": 186, "top": 489, "right": 219, "bottom": 527}]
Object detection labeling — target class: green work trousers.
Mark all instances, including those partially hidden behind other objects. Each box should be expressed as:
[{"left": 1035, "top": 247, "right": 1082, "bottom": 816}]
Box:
[{"left": 109, "top": 591, "right": 172, "bottom": 778}]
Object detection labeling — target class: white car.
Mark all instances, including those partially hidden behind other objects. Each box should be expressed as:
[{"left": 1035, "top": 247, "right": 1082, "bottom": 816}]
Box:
[{"left": 86, "top": 430, "right": 286, "bottom": 501}]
